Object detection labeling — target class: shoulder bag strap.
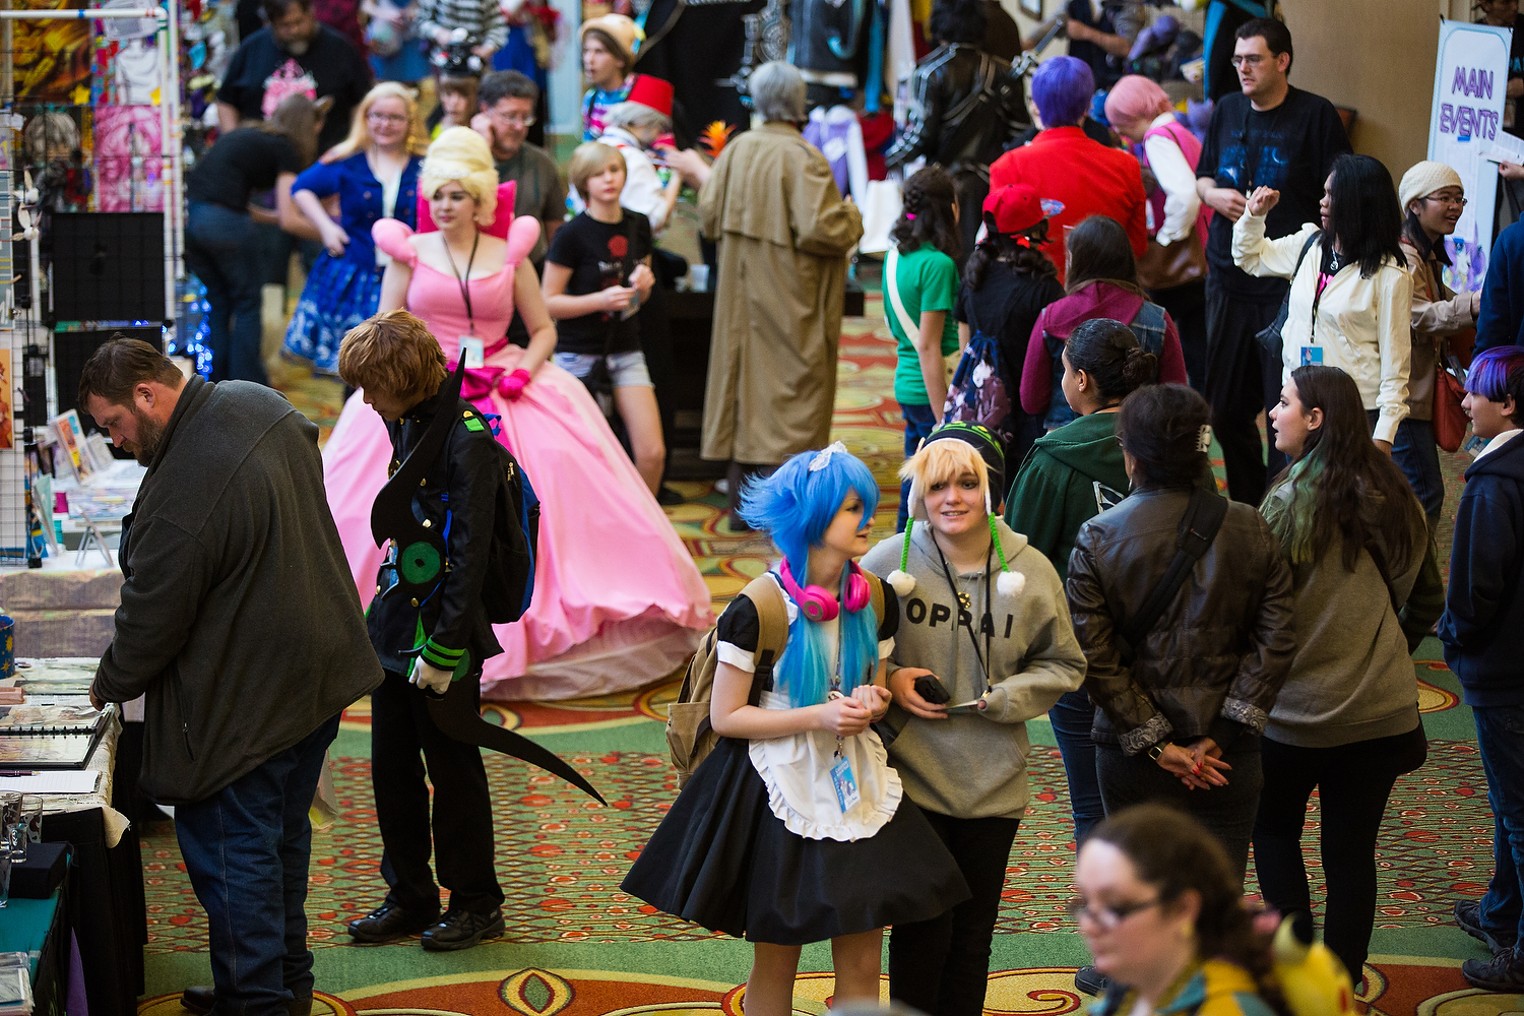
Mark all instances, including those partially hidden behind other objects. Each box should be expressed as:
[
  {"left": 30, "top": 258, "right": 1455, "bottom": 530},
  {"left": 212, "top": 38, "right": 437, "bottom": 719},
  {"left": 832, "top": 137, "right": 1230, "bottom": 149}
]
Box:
[
  {"left": 884, "top": 248, "right": 921, "bottom": 340},
  {"left": 1119, "top": 488, "right": 1229, "bottom": 653}
]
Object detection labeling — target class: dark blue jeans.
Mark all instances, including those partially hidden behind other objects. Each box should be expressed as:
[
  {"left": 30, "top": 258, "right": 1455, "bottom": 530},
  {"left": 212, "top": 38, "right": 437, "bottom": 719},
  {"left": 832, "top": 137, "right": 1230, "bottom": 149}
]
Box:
[
  {"left": 1049, "top": 690, "right": 1104, "bottom": 848},
  {"left": 185, "top": 201, "right": 269, "bottom": 386},
  {"left": 175, "top": 715, "right": 339, "bottom": 1016},
  {"left": 1473, "top": 705, "right": 1524, "bottom": 955},
  {"left": 1391, "top": 417, "right": 1444, "bottom": 528},
  {"left": 897, "top": 401, "right": 939, "bottom": 532}
]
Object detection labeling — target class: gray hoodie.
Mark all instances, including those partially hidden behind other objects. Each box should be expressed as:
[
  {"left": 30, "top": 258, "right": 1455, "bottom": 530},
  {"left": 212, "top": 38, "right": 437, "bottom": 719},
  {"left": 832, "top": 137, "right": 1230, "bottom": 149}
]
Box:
[{"left": 862, "top": 519, "right": 1085, "bottom": 819}]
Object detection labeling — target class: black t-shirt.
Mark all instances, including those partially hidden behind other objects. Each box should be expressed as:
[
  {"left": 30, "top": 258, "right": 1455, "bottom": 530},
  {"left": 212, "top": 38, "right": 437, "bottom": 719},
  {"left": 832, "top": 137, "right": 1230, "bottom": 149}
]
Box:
[
  {"left": 544, "top": 210, "right": 653, "bottom": 356},
  {"left": 185, "top": 127, "right": 305, "bottom": 209},
  {"left": 1198, "top": 87, "right": 1351, "bottom": 299},
  {"left": 217, "top": 24, "right": 372, "bottom": 153},
  {"left": 1066, "top": 0, "right": 1121, "bottom": 88}
]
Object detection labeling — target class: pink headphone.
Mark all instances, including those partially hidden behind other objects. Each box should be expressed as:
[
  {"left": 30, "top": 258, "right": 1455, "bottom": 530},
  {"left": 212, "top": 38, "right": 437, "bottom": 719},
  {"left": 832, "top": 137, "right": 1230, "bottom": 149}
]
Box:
[{"left": 779, "top": 559, "right": 872, "bottom": 623}]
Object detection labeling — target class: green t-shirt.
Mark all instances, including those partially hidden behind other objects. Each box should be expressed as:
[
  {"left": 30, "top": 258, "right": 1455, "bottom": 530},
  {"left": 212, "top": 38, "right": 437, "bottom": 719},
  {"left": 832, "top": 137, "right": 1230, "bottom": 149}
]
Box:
[{"left": 884, "top": 244, "right": 960, "bottom": 405}]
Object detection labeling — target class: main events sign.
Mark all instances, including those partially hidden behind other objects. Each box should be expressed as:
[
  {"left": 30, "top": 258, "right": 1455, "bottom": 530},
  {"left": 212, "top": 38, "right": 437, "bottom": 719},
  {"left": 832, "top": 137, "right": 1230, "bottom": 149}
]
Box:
[{"left": 1428, "top": 19, "right": 1510, "bottom": 293}]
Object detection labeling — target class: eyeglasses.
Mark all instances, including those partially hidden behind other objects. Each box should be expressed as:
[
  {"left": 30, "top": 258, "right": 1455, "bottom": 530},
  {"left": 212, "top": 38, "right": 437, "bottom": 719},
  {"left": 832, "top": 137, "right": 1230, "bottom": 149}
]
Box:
[
  {"left": 1425, "top": 194, "right": 1469, "bottom": 208},
  {"left": 1229, "top": 54, "right": 1268, "bottom": 68},
  {"left": 492, "top": 112, "right": 537, "bottom": 127},
  {"left": 1066, "top": 896, "right": 1163, "bottom": 930},
  {"left": 367, "top": 112, "right": 410, "bottom": 125}
]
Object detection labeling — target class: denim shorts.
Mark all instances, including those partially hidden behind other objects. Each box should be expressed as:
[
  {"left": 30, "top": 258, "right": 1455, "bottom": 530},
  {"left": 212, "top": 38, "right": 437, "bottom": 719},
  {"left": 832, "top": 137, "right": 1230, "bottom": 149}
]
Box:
[{"left": 552, "top": 350, "right": 653, "bottom": 388}]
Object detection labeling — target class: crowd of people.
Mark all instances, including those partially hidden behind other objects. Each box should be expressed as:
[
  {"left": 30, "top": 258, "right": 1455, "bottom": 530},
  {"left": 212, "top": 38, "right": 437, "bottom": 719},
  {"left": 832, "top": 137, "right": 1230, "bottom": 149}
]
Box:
[{"left": 73, "top": 0, "right": 1524, "bottom": 1014}]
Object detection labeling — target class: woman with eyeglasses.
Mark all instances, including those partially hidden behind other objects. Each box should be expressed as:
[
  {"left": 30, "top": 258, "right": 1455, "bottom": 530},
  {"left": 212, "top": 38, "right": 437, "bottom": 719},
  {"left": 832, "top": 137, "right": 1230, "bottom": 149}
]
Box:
[
  {"left": 1073, "top": 803, "right": 1283, "bottom": 1015},
  {"left": 283, "top": 82, "right": 426, "bottom": 375},
  {"left": 1397, "top": 161, "right": 1478, "bottom": 528},
  {"left": 1233, "top": 153, "right": 1414, "bottom": 474}
]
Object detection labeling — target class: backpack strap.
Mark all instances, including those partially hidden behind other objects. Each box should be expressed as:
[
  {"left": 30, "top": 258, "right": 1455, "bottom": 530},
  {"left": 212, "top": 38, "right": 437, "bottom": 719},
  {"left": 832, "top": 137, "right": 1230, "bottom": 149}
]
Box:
[
  {"left": 743, "top": 574, "right": 791, "bottom": 691},
  {"left": 864, "top": 569, "right": 886, "bottom": 632}
]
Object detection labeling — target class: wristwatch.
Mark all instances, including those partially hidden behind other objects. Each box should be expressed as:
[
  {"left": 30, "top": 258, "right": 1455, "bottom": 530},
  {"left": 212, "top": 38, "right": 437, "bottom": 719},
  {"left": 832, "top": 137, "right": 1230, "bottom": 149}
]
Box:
[{"left": 1147, "top": 742, "right": 1167, "bottom": 762}]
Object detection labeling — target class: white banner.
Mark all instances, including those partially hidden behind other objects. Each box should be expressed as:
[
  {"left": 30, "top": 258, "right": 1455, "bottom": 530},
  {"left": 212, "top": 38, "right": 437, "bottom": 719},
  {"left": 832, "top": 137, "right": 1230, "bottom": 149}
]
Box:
[{"left": 1429, "top": 19, "right": 1511, "bottom": 293}]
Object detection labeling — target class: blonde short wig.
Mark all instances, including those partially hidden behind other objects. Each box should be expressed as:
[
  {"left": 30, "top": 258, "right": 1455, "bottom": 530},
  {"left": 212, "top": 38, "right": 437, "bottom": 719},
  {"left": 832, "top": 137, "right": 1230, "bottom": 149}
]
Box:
[
  {"left": 897, "top": 438, "right": 992, "bottom": 519},
  {"left": 420, "top": 126, "right": 500, "bottom": 225}
]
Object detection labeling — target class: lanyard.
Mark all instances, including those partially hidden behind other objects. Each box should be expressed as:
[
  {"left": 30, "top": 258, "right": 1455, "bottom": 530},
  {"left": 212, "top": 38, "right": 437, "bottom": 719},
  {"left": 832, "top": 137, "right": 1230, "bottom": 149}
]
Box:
[
  {"left": 930, "top": 535, "right": 994, "bottom": 695},
  {"left": 442, "top": 230, "right": 480, "bottom": 335}
]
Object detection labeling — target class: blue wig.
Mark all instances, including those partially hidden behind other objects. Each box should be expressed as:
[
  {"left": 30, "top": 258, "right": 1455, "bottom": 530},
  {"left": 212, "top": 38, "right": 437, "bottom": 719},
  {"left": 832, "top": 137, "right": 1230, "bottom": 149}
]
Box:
[
  {"left": 1468, "top": 345, "right": 1524, "bottom": 418},
  {"left": 737, "top": 445, "right": 881, "bottom": 706}
]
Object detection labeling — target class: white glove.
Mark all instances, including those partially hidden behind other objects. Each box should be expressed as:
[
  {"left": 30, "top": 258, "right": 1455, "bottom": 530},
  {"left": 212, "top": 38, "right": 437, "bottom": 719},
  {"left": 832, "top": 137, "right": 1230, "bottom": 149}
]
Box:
[{"left": 409, "top": 658, "right": 453, "bottom": 695}]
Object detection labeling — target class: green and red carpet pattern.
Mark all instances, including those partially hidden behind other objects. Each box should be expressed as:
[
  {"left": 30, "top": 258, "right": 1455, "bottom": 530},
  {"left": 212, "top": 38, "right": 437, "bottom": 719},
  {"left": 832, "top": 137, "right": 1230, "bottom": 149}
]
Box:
[{"left": 134, "top": 294, "right": 1520, "bottom": 1014}]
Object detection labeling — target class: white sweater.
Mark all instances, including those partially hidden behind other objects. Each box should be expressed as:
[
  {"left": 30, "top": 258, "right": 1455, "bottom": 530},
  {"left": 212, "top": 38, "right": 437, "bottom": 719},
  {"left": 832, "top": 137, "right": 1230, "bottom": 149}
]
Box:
[{"left": 1232, "top": 211, "right": 1414, "bottom": 444}]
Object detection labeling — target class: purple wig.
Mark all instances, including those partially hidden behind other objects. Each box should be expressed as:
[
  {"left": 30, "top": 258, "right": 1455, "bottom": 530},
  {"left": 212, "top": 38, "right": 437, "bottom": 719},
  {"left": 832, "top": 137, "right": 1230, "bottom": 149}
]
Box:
[
  {"left": 1468, "top": 345, "right": 1524, "bottom": 415},
  {"left": 1031, "top": 56, "right": 1095, "bottom": 129}
]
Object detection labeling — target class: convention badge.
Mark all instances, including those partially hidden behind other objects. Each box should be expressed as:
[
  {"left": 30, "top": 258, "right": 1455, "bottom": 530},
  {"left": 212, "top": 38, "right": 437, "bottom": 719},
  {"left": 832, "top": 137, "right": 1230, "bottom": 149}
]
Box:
[
  {"left": 830, "top": 755, "right": 861, "bottom": 814},
  {"left": 459, "top": 335, "right": 484, "bottom": 369},
  {"left": 1300, "top": 345, "right": 1324, "bottom": 366}
]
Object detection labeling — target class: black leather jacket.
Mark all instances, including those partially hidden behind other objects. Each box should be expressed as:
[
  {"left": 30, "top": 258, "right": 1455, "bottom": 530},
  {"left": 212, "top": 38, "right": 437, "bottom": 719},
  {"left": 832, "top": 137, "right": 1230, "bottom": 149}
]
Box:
[
  {"left": 884, "top": 43, "right": 1028, "bottom": 178},
  {"left": 1066, "top": 488, "right": 1295, "bottom": 755}
]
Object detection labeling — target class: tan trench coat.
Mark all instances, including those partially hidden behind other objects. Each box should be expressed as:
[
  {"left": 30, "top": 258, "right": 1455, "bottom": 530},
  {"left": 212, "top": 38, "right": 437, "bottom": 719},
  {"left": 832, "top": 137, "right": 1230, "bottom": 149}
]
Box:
[{"left": 699, "top": 122, "right": 863, "bottom": 465}]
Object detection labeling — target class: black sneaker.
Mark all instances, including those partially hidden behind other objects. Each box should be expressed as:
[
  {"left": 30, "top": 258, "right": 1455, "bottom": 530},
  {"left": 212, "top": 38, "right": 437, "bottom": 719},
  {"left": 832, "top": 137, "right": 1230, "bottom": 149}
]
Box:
[
  {"left": 420, "top": 908, "right": 506, "bottom": 951},
  {"left": 1462, "top": 950, "right": 1524, "bottom": 992},
  {"left": 1074, "top": 965, "right": 1111, "bottom": 996},
  {"left": 347, "top": 902, "right": 440, "bottom": 943},
  {"left": 1455, "top": 899, "right": 1518, "bottom": 953}
]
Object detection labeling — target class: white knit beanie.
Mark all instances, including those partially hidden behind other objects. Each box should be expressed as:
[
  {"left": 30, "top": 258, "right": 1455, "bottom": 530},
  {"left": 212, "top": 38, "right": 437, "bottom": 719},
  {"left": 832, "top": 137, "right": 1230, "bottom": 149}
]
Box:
[{"left": 1399, "top": 161, "right": 1464, "bottom": 213}]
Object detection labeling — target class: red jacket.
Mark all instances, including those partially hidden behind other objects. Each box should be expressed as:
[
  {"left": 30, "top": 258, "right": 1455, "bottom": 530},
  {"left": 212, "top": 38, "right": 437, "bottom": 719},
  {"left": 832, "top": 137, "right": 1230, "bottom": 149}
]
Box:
[{"left": 989, "top": 126, "right": 1148, "bottom": 287}]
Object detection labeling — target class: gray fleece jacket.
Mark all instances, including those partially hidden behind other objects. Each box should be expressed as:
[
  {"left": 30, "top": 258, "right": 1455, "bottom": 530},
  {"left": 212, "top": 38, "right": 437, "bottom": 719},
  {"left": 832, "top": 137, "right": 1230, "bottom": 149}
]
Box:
[{"left": 863, "top": 519, "right": 1085, "bottom": 820}]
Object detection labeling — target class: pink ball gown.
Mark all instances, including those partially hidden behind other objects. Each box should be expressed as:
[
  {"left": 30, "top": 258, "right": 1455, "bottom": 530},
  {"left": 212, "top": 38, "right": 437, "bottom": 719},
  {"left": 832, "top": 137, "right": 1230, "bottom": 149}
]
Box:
[{"left": 322, "top": 216, "right": 711, "bottom": 700}]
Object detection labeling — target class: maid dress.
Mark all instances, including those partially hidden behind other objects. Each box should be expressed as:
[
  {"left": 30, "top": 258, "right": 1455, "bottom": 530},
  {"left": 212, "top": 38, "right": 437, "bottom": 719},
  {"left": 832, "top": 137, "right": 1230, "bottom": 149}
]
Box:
[
  {"left": 621, "top": 574, "right": 969, "bottom": 945},
  {"left": 320, "top": 213, "right": 712, "bottom": 701}
]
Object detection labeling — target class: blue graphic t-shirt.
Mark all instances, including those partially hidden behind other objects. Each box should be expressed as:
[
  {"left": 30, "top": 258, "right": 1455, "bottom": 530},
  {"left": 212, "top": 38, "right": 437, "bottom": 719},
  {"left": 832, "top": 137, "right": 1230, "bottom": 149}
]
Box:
[{"left": 1198, "top": 86, "right": 1352, "bottom": 298}]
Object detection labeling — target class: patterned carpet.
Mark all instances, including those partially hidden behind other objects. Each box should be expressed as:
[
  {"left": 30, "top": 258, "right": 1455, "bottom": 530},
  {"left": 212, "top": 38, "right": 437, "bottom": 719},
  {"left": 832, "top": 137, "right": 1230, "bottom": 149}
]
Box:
[{"left": 133, "top": 292, "right": 1521, "bottom": 1015}]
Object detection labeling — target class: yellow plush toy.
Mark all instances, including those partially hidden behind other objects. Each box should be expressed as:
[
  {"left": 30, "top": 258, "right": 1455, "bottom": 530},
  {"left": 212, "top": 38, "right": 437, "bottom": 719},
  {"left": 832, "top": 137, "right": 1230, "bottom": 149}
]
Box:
[{"left": 1272, "top": 915, "right": 1360, "bottom": 1016}]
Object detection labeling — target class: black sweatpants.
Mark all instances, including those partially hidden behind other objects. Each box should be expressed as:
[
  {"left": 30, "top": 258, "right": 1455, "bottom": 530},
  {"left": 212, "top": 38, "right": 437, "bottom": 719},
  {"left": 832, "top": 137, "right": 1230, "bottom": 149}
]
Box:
[
  {"left": 888, "top": 809, "right": 1021, "bottom": 1016},
  {"left": 1251, "top": 725, "right": 1428, "bottom": 985},
  {"left": 371, "top": 668, "right": 503, "bottom": 916},
  {"left": 1203, "top": 278, "right": 1285, "bottom": 503}
]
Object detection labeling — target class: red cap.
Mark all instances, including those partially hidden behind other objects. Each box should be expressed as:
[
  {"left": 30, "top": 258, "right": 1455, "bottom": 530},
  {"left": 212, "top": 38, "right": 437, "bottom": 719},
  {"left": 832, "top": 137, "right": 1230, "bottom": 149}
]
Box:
[
  {"left": 625, "top": 74, "right": 674, "bottom": 119},
  {"left": 982, "top": 184, "right": 1050, "bottom": 236}
]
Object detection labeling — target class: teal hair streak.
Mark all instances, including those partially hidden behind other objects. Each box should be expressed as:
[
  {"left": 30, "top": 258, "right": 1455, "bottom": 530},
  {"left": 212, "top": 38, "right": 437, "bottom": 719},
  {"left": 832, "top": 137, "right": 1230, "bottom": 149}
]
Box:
[{"left": 1261, "top": 453, "right": 1326, "bottom": 565}]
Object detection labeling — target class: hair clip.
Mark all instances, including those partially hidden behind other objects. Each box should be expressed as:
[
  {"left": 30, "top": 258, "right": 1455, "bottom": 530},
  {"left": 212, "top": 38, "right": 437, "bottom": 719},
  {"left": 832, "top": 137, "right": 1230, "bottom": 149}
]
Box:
[
  {"left": 905, "top": 212, "right": 917, "bottom": 220},
  {"left": 809, "top": 440, "right": 848, "bottom": 472},
  {"left": 1196, "top": 425, "right": 1212, "bottom": 453}
]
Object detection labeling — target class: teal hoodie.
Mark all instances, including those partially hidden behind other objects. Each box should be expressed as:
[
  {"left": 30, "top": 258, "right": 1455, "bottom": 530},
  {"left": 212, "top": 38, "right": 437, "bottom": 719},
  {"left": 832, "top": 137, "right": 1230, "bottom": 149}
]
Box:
[{"left": 1004, "top": 412, "right": 1129, "bottom": 582}]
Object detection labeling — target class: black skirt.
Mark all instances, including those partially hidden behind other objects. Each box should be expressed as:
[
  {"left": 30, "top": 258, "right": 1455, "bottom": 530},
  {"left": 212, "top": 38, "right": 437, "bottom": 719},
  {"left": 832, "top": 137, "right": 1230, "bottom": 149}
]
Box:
[{"left": 621, "top": 736, "right": 971, "bottom": 945}]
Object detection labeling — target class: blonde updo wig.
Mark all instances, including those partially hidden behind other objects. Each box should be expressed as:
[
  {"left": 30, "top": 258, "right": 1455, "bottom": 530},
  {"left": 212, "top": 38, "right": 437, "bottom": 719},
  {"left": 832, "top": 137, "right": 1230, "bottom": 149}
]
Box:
[{"left": 421, "top": 126, "right": 500, "bottom": 226}]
